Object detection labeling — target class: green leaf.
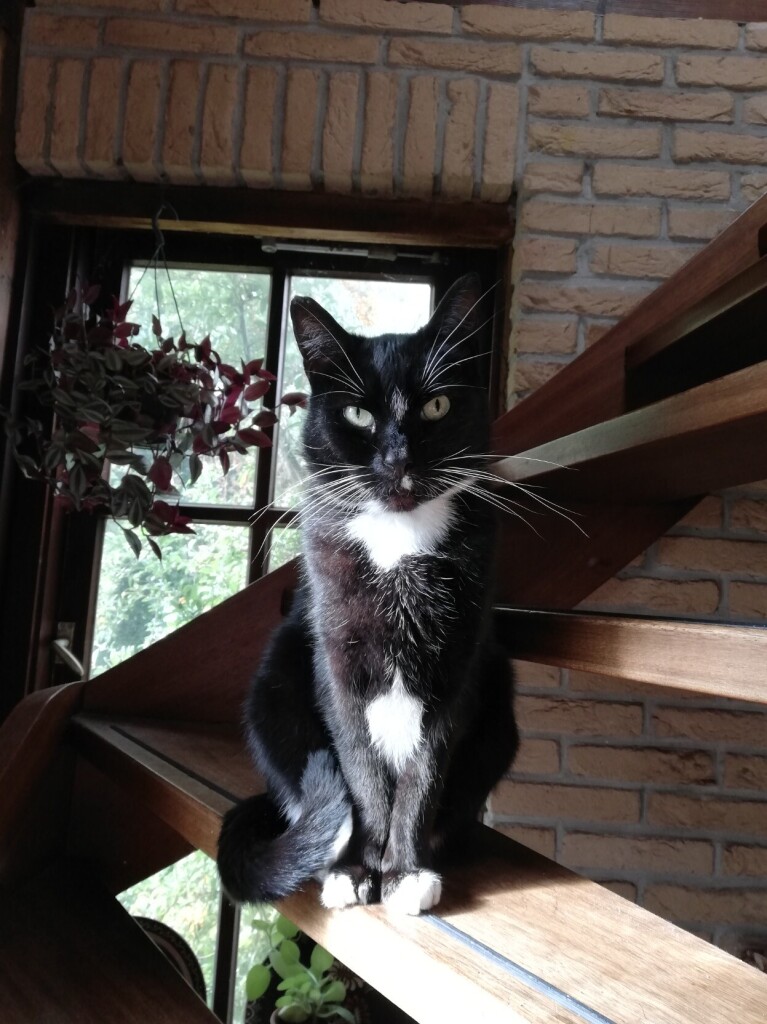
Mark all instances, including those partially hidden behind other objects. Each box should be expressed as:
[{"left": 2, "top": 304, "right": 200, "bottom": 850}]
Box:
[
  {"left": 321, "top": 981, "right": 346, "bottom": 1004},
  {"left": 279, "top": 939, "right": 300, "bottom": 964},
  {"left": 323, "top": 1006, "right": 356, "bottom": 1023},
  {"left": 275, "top": 915, "right": 299, "bottom": 940},
  {"left": 270, "top": 949, "right": 303, "bottom": 980},
  {"left": 276, "top": 1004, "right": 310, "bottom": 1023},
  {"left": 310, "top": 945, "right": 334, "bottom": 977},
  {"left": 147, "top": 537, "right": 162, "bottom": 561},
  {"left": 245, "top": 963, "right": 271, "bottom": 1002},
  {"left": 123, "top": 528, "right": 142, "bottom": 559}
]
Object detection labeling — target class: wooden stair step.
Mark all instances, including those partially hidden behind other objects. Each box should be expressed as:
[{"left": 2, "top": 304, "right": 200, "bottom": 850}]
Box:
[
  {"left": 70, "top": 715, "right": 767, "bottom": 1024},
  {"left": 493, "top": 359, "right": 767, "bottom": 504},
  {"left": 495, "top": 608, "right": 767, "bottom": 704},
  {"left": 625, "top": 252, "right": 767, "bottom": 407},
  {"left": 0, "top": 862, "right": 216, "bottom": 1024}
]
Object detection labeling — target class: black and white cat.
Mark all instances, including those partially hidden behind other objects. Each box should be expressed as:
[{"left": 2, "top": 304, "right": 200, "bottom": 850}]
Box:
[{"left": 217, "top": 274, "right": 518, "bottom": 915}]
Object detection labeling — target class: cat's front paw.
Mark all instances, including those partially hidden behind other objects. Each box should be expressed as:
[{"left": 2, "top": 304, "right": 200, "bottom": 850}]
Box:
[
  {"left": 320, "top": 867, "right": 376, "bottom": 910},
  {"left": 381, "top": 870, "right": 442, "bottom": 915}
]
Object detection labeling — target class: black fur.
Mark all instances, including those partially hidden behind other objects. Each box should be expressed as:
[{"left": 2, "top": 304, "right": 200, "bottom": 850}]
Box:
[{"left": 217, "top": 275, "right": 518, "bottom": 910}]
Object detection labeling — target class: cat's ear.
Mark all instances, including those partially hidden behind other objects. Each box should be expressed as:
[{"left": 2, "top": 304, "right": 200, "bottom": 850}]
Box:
[
  {"left": 428, "top": 273, "right": 483, "bottom": 345},
  {"left": 290, "top": 297, "right": 348, "bottom": 376}
]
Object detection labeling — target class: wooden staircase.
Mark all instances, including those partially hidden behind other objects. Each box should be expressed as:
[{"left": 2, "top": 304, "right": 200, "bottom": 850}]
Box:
[{"left": 4, "top": 191, "right": 767, "bottom": 1022}]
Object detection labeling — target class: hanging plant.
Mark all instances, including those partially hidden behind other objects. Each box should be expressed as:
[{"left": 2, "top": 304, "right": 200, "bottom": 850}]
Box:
[{"left": 3, "top": 281, "right": 294, "bottom": 558}]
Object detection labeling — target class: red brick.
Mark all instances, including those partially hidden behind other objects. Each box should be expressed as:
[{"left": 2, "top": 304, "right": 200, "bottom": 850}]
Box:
[
  {"left": 521, "top": 198, "right": 661, "bottom": 238},
  {"left": 492, "top": 824, "right": 557, "bottom": 859},
  {"left": 676, "top": 496, "right": 723, "bottom": 530},
  {"left": 730, "top": 498, "right": 767, "bottom": 534},
  {"left": 389, "top": 38, "right": 520, "bottom": 76},
  {"left": 161, "top": 60, "right": 202, "bottom": 185},
  {"left": 360, "top": 71, "right": 398, "bottom": 196},
  {"left": 529, "top": 122, "right": 661, "bottom": 159},
  {"left": 83, "top": 57, "right": 124, "bottom": 179},
  {"left": 516, "top": 694, "right": 643, "bottom": 737},
  {"left": 442, "top": 78, "right": 479, "bottom": 201},
  {"left": 511, "top": 738, "right": 560, "bottom": 776},
  {"left": 593, "top": 163, "right": 730, "bottom": 201},
  {"left": 323, "top": 0, "right": 452, "bottom": 33},
  {"left": 645, "top": 885, "right": 767, "bottom": 925},
  {"left": 105, "top": 17, "right": 237, "bottom": 54},
  {"left": 675, "top": 128, "right": 767, "bottom": 166},
  {"left": 16, "top": 56, "right": 55, "bottom": 175},
  {"left": 583, "top": 575, "right": 720, "bottom": 615},
  {"left": 240, "top": 66, "right": 278, "bottom": 188},
  {"left": 37, "top": 0, "right": 161, "bottom": 7},
  {"left": 677, "top": 55, "right": 767, "bottom": 91},
  {"left": 462, "top": 7, "right": 594, "bottom": 41},
  {"left": 598, "top": 87, "right": 733, "bottom": 123},
  {"left": 723, "top": 844, "right": 767, "bottom": 876},
  {"left": 656, "top": 536, "right": 767, "bottom": 575},
  {"left": 123, "top": 59, "right": 162, "bottom": 182},
  {"left": 729, "top": 582, "right": 767, "bottom": 620},
  {"left": 480, "top": 82, "right": 518, "bottom": 202},
  {"left": 531, "top": 47, "right": 664, "bottom": 83},
  {"left": 568, "top": 745, "right": 715, "bottom": 785},
  {"left": 245, "top": 30, "right": 378, "bottom": 64},
  {"left": 512, "top": 660, "right": 562, "bottom": 689},
  {"left": 653, "top": 707, "right": 767, "bottom": 747},
  {"left": 514, "top": 317, "right": 577, "bottom": 355},
  {"left": 583, "top": 321, "right": 615, "bottom": 348},
  {"left": 517, "top": 281, "right": 652, "bottom": 318},
  {"left": 514, "top": 236, "right": 577, "bottom": 275},
  {"left": 25, "top": 12, "right": 100, "bottom": 50},
  {"left": 50, "top": 58, "right": 85, "bottom": 177},
  {"left": 743, "top": 96, "right": 767, "bottom": 125},
  {"left": 724, "top": 754, "right": 767, "bottom": 791},
  {"left": 323, "top": 71, "right": 359, "bottom": 194},
  {"left": 200, "top": 64, "right": 238, "bottom": 186},
  {"left": 177, "top": 0, "right": 311, "bottom": 19},
  {"left": 599, "top": 880, "right": 637, "bottom": 901},
  {"left": 522, "top": 160, "right": 584, "bottom": 195},
  {"left": 604, "top": 14, "right": 738, "bottom": 48},
  {"left": 493, "top": 780, "right": 641, "bottom": 823},
  {"left": 590, "top": 243, "right": 699, "bottom": 280},
  {"left": 281, "top": 68, "right": 320, "bottom": 190},
  {"left": 561, "top": 832, "right": 714, "bottom": 874},
  {"left": 668, "top": 207, "right": 737, "bottom": 241},
  {"left": 742, "top": 172, "right": 767, "bottom": 202},
  {"left": 402, "top": 76, "right": 439, "bottom": 200},
  {"left": 528, "top": 84, "right": 590, "bottom": 118},
  {"left": 513, "top": 360, "right": 564, "bottom": 394},
  {"left": 648, "top": 792, "right": 767, "bottom": 838},
  {"left": 746, "top": 23, "right": 767, "bottom": 50}
]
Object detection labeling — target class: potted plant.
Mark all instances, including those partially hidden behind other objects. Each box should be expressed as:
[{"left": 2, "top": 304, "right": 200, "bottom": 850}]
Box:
[
  {"left": 245, "top": 911, "right": 355, "bottom": 1024},
  {"left": 3, "top": 282, "right": 305, "bottom": 558}
]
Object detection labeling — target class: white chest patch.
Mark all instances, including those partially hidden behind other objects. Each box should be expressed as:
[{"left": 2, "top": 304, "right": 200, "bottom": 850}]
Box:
[
  {"left": 365, "top": 670, "right": 423, "bottom": 773},
  {"left": 345, "top": 490, "right": 455, "bottom": 571}
]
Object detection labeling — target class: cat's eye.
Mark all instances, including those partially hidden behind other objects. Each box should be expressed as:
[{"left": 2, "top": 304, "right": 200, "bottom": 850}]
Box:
[
  {"left": 343, "top": 405, "right": 374, "bottom": 430},
  {"left": 421, "top": 395, "right": 451, "bottom": 421}
]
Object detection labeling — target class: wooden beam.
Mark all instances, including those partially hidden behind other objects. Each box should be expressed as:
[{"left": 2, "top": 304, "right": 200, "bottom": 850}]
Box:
[
  {"left": 493, "top": 360, "right": 767, "bottom": 503},
  {"left": 496, "top": 608, "right": 767, "bottom": 703},
  {"left": 27, "top": 180, "right": 513, "bottom": 249},
  {"left": 419, "top": 0, "right": 767, "bottom": 22}
]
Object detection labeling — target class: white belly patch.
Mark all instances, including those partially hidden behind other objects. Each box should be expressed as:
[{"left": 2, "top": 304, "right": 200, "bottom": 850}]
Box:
[
  {"left": 345, "top": 490, "right": 455, "bottom": 571},
  {"left": 365, "top": 670, "right": 423, "bottom": 772}
]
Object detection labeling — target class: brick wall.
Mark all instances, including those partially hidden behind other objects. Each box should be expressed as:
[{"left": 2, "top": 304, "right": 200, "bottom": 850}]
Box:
[{"left": 12, "top": 1, "right": 767, "bottom": 952}]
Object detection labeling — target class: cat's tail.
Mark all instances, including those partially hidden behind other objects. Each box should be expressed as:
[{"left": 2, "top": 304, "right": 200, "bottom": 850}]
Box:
[{"left": 217, "top": 749, "right": 353, "bottom": 904}]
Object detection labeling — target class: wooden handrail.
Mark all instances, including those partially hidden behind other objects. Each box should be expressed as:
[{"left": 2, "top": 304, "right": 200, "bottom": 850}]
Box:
[
  {"left": 495, "top": 608, "right": 767, "bottom": 704},
  {"left": 491, "top": 359, "right": 767, "bottom": 503}
]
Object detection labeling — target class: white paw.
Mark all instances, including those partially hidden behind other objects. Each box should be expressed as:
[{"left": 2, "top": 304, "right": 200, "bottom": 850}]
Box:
[
  {"left": 320, "top": 871, "right": 358, "bottom": 910},
  {"left": 383, "top": 870, "right": 442, "bottom": 916}
]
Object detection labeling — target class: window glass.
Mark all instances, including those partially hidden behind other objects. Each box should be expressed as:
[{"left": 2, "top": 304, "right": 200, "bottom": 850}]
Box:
[
  {"left": 126, "top": 266, "right": 271, "bottom": 508},
  {"left": 90, "top": 521, "right": 250, "bottom": 675}
]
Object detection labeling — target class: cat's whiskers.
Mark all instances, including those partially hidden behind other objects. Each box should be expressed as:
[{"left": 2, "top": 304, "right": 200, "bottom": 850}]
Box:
[{"left": 432, "top": 471, "right": 543, "bottom": 537}]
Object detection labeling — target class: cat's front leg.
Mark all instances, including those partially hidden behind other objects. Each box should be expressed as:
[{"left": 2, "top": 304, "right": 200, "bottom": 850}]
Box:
[
  {"left": 319, "top": 739, "right": 391, "bottom": 910},
  {"left": 380, "top": 733, "right": 448, "bottom": 915}
]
